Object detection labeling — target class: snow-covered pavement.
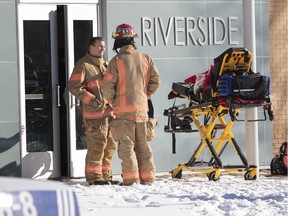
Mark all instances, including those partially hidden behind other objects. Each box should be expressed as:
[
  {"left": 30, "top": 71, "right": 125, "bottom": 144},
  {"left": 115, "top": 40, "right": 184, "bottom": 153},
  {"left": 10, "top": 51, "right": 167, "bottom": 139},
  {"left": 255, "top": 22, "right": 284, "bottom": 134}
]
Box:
[{"left": 64, "top": 170, "right": 288, "bottom": 216}]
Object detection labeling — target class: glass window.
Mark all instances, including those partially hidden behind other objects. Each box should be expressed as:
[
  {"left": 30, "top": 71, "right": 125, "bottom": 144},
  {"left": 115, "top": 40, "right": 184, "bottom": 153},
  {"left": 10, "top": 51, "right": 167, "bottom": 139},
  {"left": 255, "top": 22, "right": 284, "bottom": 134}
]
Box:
[
  {"left": 24, "top": 21, "right": 53, "bottom": 152},
  {"left": 73, "top": 20, "right": 93, "bottom": 150}
]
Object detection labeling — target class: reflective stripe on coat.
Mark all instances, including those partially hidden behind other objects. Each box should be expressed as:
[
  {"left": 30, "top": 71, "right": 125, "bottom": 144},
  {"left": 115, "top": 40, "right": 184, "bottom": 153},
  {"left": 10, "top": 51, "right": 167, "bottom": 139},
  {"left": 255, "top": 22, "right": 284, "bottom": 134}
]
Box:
[
  {"left": 102, "top": 45, "right": 160, "bottom": 122},
  {"left": 68, "top": 53, "right": 112, "bottom": 119}
]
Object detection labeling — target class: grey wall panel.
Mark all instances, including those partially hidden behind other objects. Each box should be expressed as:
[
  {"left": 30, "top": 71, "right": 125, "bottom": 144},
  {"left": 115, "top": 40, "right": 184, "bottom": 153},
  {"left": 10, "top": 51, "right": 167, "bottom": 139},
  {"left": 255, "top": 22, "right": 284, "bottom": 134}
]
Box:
[
  {"left": 0, "top": 1, "right": 21, "bottom": 176},
  {"left": 0, "top": 3, "right": 17, "bottom": 61},
  {"left": 256, "top": 1, "right": 270, "bottom": 56},
  {"left": 262, "top": 56, "right": 271, "bottom": 77},
  {"left": 0, "top": 63, "right": 19, "bottom": 121},
  {"left": 106, "top": 0, "right": 272, "bottom": 173},
  {"left": 0, "top": 122, "right": 21, "bottom": 177}
]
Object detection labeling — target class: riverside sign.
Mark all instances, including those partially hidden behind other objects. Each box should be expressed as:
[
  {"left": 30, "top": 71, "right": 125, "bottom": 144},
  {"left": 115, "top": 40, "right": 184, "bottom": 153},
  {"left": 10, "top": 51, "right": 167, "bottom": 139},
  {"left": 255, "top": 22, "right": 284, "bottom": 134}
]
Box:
[{"left": 141, "top": 16, "right": 239, "bottom": 46}]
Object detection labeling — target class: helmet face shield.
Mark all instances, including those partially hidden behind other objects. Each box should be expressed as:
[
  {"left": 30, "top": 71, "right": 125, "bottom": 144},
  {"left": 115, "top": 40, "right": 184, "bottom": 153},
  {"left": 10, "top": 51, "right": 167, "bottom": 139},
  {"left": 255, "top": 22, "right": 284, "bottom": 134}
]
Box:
[{"left": 112, "top": 23, "right": 138, "bottom": 39}]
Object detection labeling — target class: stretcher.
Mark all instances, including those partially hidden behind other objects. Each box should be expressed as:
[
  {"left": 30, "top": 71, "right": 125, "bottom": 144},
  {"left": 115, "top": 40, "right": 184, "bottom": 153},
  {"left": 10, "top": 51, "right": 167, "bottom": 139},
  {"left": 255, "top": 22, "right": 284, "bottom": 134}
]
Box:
[{"left": 164, "top": 47, "right": 274, "bottom": 181}]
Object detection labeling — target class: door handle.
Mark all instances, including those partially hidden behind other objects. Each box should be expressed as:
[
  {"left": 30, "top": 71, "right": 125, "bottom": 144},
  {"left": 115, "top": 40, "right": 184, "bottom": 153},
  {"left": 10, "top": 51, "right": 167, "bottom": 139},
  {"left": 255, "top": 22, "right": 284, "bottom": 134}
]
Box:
[
  {"left": 70, "top": 94, "right": 80, "bottom": 107},
  {"left": 75, "top": 97, "right": 80, "bottom": 107},
  {"left": 56, "top": 85, "right": 61, "bottom": 107}
]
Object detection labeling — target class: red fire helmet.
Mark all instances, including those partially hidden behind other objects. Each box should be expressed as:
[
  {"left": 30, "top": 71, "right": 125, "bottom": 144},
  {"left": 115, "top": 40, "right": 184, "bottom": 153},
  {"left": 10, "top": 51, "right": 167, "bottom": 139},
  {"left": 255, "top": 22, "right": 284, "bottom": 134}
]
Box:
[{"left": 112, "top": 23, "right": 138, "bottom": 39}]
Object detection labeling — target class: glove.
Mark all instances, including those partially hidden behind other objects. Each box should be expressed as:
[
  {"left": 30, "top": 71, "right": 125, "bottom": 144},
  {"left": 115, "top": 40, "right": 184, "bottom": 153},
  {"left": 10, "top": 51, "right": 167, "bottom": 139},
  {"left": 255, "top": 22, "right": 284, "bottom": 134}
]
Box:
[{"left": 91, "top": 98, "right": 102, "bottom": 107}]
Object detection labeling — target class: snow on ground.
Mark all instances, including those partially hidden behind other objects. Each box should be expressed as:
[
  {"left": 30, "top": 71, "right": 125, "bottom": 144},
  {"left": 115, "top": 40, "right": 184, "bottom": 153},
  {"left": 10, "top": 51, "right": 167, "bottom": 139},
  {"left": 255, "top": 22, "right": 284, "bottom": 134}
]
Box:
[{"left": 64, "top": 170, "right": 288, "bottom": 216}]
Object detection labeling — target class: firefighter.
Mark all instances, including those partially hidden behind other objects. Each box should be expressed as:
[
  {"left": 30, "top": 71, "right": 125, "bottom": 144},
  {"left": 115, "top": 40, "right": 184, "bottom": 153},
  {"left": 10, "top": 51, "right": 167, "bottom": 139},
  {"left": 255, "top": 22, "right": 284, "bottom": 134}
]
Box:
[
  {"left": 102, "top": 24, "right": 160, "bottom": 185},
  {"left": 68, "top": 37, "right": 117, "bottom": 185}
]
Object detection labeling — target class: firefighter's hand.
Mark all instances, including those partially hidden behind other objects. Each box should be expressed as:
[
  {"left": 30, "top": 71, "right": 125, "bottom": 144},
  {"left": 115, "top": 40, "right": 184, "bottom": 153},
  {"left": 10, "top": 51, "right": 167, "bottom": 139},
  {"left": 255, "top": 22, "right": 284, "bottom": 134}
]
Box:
[{"left": 91, "top": 99, "right": 102, "bottom": 107}]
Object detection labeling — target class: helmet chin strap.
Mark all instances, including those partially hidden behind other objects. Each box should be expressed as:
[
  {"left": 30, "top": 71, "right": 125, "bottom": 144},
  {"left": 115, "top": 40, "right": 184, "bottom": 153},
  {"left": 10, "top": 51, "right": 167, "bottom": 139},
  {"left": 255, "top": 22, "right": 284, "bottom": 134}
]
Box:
[
  {"left": 113, "top": 38, "right": 135, "bottom": 53},
  {"left": 112, "top": 47, "right": 119, "bottom": 54}
]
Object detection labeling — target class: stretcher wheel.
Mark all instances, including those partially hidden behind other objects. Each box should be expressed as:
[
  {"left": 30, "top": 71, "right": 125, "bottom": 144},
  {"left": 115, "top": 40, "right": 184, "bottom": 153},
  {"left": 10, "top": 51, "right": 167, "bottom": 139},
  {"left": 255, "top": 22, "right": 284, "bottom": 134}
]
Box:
[
  {"left": 173, "top": 169, "right": 182, "bottom": 179},
  {"left": 244, "top": 171, "right": 256, "bottom": 180},
  {"left": 207, "top": 171, "right": 220, "bottom": 181}
]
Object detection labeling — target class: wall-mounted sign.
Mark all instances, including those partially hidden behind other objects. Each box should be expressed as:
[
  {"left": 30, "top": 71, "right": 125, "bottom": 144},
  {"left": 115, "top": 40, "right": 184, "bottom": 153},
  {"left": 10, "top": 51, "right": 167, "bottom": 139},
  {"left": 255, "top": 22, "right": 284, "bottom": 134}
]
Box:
[{"left": 141, "top": 16, "right": 239, "bottom": 46}]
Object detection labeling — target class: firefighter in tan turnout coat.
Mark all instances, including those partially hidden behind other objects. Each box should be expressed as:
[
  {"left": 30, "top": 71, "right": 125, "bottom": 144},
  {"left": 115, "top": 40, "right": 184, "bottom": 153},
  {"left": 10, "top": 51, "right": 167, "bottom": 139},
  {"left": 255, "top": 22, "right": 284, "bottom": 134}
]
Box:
[
  {"left": 68, "top": 37, "right": 117, "bottom": 185},
  {"left": 102, "top": 24, "right": 160, "bottom": 185}
]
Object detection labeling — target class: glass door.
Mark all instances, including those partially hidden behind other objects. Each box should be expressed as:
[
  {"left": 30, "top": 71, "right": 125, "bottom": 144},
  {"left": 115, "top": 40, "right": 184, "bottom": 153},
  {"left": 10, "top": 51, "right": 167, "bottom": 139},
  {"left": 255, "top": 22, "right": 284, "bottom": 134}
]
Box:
[
  {"left": 18, "top": 3, "right": 98, "bottom": 179},
  {"left": 18, "top": 4, "right": 60, "bottom": 179},
  {"left": 64, "top": 4, "right": 98, "bottom": 177}
]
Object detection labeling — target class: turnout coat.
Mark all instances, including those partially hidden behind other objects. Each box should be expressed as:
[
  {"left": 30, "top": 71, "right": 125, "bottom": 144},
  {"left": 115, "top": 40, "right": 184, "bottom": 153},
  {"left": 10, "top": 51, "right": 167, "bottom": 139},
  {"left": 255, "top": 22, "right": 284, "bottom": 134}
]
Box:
[
  {"left": 68, "top": 53, "right": 112, "bottom": 119},
  {"left": 102, "top": 45, "right": 160, "bottom": 122}
]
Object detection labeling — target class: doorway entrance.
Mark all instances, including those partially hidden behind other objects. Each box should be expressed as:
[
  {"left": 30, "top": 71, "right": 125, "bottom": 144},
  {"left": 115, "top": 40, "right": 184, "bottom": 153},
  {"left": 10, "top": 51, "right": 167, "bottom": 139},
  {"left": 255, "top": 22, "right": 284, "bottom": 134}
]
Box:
[{"left": 18, "top": 3, "right": 98, "bottom": 179}]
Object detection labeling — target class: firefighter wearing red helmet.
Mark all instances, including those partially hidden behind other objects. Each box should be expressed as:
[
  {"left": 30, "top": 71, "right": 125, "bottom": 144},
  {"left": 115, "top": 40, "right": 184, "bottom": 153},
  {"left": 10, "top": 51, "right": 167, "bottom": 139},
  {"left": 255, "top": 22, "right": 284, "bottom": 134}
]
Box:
[{"left": 103, "top": 23, "right": 160, "bottom": 185}]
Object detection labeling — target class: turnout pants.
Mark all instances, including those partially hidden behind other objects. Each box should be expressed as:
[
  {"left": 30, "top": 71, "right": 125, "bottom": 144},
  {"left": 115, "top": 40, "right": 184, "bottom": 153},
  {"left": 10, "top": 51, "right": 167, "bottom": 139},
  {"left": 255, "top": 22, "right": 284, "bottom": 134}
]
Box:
[
  {"left": 84, "top": 117, "right": 116, "bottom": 183},
  {"left": 111, "top": 120, "right": 156, "bottom": 185}
]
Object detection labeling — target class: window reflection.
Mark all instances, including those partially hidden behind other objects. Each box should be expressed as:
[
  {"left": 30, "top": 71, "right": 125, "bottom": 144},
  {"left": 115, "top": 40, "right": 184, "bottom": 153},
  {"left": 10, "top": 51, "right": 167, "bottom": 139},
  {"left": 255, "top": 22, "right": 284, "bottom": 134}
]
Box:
[
  {"left": 24, "top": 21, "right": 53, "bottom": 152},
  {"left": 73, "top": 20, "right": 93, "bottom": 150}
]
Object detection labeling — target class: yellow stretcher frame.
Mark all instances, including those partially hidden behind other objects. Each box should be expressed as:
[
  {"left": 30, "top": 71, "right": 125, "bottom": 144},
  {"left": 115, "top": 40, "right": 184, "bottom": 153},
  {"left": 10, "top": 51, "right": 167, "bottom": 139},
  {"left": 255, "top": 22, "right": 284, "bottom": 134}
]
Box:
[
  {"left": 165, "top": 47, "right": 273, "bottom": 181},
  {"left": 168, "top": 104, "right": 257, "bottom": 181}
]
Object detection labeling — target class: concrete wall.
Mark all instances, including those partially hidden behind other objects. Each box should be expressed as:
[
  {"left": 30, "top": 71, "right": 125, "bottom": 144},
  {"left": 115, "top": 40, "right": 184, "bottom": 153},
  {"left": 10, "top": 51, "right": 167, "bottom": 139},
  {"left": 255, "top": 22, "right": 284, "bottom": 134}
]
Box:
[
  {"left": 103, "top": 0, "right": 273, "bottom": 172},
  {"left": 0, "top": 0, "right": 21, "bottom": 176}
]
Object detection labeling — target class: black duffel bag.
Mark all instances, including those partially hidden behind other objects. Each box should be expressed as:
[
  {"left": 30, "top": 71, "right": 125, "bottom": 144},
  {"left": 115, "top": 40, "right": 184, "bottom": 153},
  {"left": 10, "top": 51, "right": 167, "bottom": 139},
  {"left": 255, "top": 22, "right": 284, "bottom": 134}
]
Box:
[{"left": 219, "top": 73, "right": 270, "bottom": 100}]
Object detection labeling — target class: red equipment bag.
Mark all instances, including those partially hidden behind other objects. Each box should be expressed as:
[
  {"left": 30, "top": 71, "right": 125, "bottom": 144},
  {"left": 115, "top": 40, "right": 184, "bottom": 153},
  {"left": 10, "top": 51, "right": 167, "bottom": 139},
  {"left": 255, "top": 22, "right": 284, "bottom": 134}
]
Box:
[{"left": 270, "top": 142, "right": 288, "bottom": 175}]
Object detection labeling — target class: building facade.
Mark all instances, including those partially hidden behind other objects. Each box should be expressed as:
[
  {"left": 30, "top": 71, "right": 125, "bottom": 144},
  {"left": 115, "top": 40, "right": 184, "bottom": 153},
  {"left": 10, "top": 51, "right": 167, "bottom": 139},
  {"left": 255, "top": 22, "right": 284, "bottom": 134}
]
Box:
[
  {"left": 0, "top": 0, "right": 286, "bottom": 179},
  {"left": 268, "top": 0, "right": 288, "bottom": 155}
]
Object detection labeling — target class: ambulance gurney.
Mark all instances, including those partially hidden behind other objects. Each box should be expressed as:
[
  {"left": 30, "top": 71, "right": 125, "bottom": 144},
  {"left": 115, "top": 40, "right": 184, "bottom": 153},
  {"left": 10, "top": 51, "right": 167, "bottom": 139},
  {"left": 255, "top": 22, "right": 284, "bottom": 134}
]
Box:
[{"left": 164, "top": 47, "right": 274, "bottom": 181}]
